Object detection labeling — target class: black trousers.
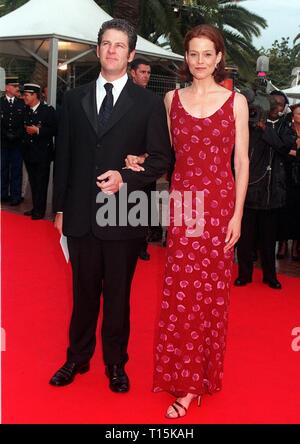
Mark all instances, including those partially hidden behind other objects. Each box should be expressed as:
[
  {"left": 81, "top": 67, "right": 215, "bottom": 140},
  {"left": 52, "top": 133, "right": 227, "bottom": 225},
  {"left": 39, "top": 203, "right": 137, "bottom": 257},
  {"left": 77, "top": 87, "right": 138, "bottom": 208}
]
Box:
[
  {"left": 1, "top": 146, "right": 23, "bottom": 201},
  {"left": 67, "top": 233, "right": 142, "bottom": 366},
  {"left": 25, "top": 160, "right": 50, "bottom": 216},
  {"left": 236, "top": 207, "right": 279, "bottom": 282}
]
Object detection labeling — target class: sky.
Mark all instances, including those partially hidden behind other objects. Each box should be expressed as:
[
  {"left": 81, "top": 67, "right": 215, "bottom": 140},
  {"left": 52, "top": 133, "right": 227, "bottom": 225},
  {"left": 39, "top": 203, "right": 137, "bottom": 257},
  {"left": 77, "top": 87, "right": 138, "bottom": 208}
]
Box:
[{"left": 242, "top": 0, "right": 300, "bottom": 49}]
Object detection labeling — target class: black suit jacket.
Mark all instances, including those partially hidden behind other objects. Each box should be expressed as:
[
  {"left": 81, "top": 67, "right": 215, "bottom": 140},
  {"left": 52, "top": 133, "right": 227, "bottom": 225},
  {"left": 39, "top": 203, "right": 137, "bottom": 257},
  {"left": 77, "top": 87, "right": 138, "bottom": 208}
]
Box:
[
  {"left": 0, "top": 96, "right": 25, "bottom": 149},
  {"left": 22, "top": 103, "right": 57, "bottom": 164},
  {"left": 53, "top": 79, "right": 171, "bottom": 240}
]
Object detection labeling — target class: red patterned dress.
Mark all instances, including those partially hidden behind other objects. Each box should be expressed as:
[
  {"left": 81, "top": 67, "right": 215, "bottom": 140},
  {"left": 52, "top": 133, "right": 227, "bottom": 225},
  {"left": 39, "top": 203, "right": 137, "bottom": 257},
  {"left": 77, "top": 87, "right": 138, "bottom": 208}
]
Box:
[{"left": 153, "top": 89, "right": 236, "bottom": 397}]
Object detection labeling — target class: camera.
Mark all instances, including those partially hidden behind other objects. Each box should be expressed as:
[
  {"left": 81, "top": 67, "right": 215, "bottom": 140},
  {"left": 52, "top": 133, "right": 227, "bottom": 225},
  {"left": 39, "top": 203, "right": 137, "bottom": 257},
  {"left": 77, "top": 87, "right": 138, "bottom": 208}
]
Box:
[{"left": 241, "top": 78, "right": 277, "bottom": 127}]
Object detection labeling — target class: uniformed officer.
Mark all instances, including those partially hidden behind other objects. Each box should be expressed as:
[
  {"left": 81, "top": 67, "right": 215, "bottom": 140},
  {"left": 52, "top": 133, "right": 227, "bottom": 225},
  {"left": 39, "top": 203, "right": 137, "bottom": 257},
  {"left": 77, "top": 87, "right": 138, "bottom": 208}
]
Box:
[
  {"left": 1, "top": 76, "right": 26, "bottom": 205},
  {"left": 22, "top": 83, "right": 57, "bottom": 219}
]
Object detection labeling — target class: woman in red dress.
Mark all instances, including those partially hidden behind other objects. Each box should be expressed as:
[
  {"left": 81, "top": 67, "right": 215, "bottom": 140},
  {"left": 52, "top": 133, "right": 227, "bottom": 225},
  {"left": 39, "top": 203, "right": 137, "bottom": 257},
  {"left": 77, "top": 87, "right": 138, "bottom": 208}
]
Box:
[
  {"left": 152, "top": 24, "right": 249, "bottom": 419},
  {"left": 125, "top": 24, "right": 249, "bottom": 419}
]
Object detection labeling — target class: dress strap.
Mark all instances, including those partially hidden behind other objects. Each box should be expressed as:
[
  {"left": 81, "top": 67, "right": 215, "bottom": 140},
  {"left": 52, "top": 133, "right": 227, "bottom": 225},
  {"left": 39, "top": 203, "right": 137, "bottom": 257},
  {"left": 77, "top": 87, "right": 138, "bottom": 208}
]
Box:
[{"left": 170, "top": 88, "right": 180, "bottom": 115}]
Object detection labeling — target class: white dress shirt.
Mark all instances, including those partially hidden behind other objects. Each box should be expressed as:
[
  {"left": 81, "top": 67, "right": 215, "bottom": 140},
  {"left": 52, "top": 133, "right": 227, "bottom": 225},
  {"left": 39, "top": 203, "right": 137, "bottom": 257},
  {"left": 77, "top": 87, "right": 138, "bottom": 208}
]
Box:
[
  {"left": 96, "top": 72, "right": 128, "bottom": 113},
  {"left": 31, "top": 102, "right": 40, "bottom": 113},
  {"left": 30, "top": 101, "right": 41, "bottom": 134},
  {"left": 6, "top": 95, "right": 15, "bottom": 103}
]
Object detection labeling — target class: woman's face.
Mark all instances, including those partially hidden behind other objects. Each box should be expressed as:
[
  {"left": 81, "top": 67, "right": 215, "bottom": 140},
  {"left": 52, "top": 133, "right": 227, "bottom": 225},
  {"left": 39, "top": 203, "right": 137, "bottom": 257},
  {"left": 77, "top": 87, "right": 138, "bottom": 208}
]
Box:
[
  {"left": 293, "top": 106, "right": 300, "bottom": 125},
  {"left": 185, "top": 37, "right": 222, "bottom": 81}
]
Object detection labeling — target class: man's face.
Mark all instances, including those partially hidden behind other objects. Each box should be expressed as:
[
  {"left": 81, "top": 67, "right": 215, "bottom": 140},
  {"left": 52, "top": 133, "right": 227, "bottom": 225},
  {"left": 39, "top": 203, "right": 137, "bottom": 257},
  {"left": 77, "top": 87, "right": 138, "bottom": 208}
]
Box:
[
  {"left": 6, "top": 84, "right": 19, "bottom": 98},
  {"left": 269, "top": 94, "right": 286, "bottom": 119},
  {"left": 131, "top": 64, "right": 151, "bottom": 88},
  {"left": 23, "top": 92, "right": 36, "bottom": 107},
  {"left": 97, "top": 29, "right": 135, "bottom": 78}
]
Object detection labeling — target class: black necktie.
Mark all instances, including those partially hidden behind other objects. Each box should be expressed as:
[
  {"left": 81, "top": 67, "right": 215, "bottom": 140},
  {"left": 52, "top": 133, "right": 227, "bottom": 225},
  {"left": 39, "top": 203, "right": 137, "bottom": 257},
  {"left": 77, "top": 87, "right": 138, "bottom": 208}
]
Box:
[
  {"left": 9, "top": 99, "right": 13, "bottom": 105},
  {"left": 99, "top": 83, "right": 113, "bottom": 127}
]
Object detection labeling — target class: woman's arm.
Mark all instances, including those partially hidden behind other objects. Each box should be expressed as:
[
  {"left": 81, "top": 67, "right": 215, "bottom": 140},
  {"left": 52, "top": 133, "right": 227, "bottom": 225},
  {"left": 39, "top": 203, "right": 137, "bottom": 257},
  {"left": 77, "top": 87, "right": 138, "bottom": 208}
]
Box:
[
  {"left": 233, "top": 93, "right": 249, "bottom": 219},
  {"left": 164, "top": 90, "right": 175, "bottom": 143},
  {"left": 224, "top": 92, "right": 249, "bottom": 252}
]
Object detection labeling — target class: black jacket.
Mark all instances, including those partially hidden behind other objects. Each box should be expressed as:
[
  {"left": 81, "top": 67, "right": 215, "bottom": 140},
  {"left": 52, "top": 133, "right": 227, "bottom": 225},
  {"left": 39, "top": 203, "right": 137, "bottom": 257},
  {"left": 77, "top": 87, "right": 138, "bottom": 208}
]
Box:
[
  {"left": 245, "top": 116, "right": 296, "bottom": 210},
  {"left": 22, "top": 103, "right": 57, "bottom": 163},
  {"left": 0, "top": 96, "right": 25, "bottom": 149},
  {"left": 53, "top": 79, "right": 172, "bottom": 240}
]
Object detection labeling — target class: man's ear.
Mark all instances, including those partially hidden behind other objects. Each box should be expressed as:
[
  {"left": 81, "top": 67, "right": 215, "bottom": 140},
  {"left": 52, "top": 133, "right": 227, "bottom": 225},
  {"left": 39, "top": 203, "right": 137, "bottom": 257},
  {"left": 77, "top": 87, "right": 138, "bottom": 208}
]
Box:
[
  {"left": 128, "top": 50, "right": 136, "bottom": 64},
  {"left": 96, "top": 45, "right": 100, "bottom": 59}
]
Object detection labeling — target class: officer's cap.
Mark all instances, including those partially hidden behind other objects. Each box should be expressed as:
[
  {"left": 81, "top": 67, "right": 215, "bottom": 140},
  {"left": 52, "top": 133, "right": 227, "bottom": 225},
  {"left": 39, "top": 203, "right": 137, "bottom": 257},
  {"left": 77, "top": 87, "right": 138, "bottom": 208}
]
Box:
[
  {"left": 23, "top": 83, "right": 41, "bottom": 94},
  {"left": 6, "top": 76, "right": 19, "bottom": 86}
]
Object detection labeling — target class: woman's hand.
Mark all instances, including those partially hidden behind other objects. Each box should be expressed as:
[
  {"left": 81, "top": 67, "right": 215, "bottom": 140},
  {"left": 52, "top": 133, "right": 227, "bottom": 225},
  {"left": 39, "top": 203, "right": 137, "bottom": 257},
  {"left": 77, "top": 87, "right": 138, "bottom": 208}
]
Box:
[
  {"left": 224, "top": 215, "right": 241, "bottom": 253},
  {"left": 124, "top": 154, "right": 147, "bottom": 172}
]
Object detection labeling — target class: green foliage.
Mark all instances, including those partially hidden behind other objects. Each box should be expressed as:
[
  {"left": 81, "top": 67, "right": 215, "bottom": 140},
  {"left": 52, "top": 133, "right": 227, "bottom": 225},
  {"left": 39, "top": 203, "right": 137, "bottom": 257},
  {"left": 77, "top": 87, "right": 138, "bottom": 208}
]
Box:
[
  {"left": 261, "top": 37, "right": 300, "bottom": 89},
  {"left": 0, "top": 0, "right": 29, "bottom": 17}
]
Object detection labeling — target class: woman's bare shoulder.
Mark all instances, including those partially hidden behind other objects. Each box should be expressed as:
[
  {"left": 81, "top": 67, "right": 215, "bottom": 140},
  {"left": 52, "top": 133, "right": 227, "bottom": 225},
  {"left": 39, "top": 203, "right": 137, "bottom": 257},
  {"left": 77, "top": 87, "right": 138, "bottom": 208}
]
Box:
[
  {"left": 165, "top": 89, "right": 176, "bottom": 102},
  {"left": 164, "top": 89, "right": 178, "bottom": 111},
  {"left": 233, "top": 91, "right": 248, "bottom": 109}
]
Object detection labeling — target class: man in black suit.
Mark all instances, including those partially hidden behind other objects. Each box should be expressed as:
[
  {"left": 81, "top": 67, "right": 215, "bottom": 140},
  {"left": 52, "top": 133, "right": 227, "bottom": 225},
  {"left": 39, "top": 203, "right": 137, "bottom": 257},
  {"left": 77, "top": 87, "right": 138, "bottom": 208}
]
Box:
[
  {"left": 50, "top": 19, "right": 171, "bottom": 392},
  {"left": 1, "top": 76, "right": 25, "bottom": 205},
  {"left": 22, "top": 84, "right": 57, "bottom": 219}
]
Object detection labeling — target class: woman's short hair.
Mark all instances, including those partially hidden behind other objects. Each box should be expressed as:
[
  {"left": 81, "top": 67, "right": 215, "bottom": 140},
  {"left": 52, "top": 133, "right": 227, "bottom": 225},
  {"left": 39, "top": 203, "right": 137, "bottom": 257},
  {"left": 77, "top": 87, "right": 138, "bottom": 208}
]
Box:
[{"left": 180, "top": 24, "right": 227, "bottom": 83}]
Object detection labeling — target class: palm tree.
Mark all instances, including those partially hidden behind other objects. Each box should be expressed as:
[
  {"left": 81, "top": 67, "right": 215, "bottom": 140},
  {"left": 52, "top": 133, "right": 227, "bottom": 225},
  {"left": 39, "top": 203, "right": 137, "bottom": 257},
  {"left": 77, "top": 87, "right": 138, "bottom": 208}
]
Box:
[
  {"left": 174, "top": 1, "right": 267, "bottom": 77},
  {"left": 96, "top": 0, "right": 182, "bottom": 50},
  {"left": 294, "top": 32, "right": 300, "bottom": 56}
]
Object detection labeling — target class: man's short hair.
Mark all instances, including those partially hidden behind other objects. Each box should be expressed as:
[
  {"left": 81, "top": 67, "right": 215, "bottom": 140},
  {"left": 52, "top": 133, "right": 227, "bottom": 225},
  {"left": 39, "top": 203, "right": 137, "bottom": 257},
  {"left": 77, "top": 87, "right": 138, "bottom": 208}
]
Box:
[
  {"left": 130, "top": 58, "right": 151, "bottom": 71},
  {"left": 98, "top": 19, "right": 137, "bottom": 53},
  {"left": 270, "top": 90, "right": 289, "bottom": 105}
]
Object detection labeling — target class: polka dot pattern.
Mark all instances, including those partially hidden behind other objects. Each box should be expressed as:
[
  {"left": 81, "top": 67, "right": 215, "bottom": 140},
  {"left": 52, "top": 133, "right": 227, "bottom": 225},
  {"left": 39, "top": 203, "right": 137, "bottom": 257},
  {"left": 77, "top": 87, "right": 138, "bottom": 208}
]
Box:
[{"left": 153, "top": 90, "right": 236, "bottom": 397}]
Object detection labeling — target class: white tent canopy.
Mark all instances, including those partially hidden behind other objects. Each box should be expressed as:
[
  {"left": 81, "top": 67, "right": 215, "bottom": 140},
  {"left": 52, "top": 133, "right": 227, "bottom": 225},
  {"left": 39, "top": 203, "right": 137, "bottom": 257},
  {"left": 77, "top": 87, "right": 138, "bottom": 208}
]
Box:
[
  {"left": 282, "top": 85, "right": 300, "bottom": 105},
  {"left": 0, "top": 0, "right": 183, "bottom": 106}
]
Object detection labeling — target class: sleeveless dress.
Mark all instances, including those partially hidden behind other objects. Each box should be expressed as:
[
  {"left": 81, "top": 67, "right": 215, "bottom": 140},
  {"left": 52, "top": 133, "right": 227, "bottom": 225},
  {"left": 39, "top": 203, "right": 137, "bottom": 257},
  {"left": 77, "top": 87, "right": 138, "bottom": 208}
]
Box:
[{"left": 153, "top": 89, "right": 236, "bottom": 397}]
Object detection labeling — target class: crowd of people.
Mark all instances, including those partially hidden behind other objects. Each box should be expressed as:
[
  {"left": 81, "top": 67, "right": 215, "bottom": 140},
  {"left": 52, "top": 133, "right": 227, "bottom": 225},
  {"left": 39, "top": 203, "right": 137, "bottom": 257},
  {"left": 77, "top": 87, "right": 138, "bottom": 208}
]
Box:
[
  {"left": 1, "top": 79, "right": 56, "bottom": 219},
  {"left": 1, "top": 18, "right": 300, "bottom": 420}
]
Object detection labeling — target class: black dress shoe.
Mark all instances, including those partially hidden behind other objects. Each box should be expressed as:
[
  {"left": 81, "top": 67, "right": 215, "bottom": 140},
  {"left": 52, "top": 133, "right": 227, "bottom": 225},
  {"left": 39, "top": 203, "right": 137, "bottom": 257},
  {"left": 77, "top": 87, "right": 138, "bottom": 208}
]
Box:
[
  {"left": 49, "top": 361, "right": 90, "bottom": 386},
  {"left": 234, "top": 277, "right": 252, "bottom": 286},
  {"left": 263, "top": 278, "right": 282, "bottom": 290},
  {"left": 139, "top": 250, "right": 150, "bottom": 261},
  {"left": 24, "top": 209, "right": 33, "bottom": 216},
  {"left": 31, "top": 213, "right": 44, "bottom": 220},
  {"left": 105, "top": 364, "right": 129, "bottom": 393}
]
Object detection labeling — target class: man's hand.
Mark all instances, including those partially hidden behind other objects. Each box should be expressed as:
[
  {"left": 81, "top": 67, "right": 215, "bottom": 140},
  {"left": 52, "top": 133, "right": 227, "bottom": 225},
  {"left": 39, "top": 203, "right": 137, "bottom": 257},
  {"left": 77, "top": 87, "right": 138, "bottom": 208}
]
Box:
[
  {"left": 96, "top": 170, "right": 124, "bottom": 194},
  {"left": 25, "top": 125, "right": 39, "bottom": 135},
  {"left": 256, "top": 120, "right": 266, "bottom": 131},
  {"left": 124, "top": 154, "right": 147, "bottom": 172},
  {"left": 54, "top": 213, "right": 63, "bottom": 235}
]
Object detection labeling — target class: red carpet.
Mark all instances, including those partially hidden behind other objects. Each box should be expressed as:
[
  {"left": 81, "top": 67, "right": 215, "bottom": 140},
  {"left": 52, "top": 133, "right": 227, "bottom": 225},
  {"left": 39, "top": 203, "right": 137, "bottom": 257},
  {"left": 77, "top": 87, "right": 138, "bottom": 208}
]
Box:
[{"left": 1, "top": 210, "right": 300, "bottom": 424}]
